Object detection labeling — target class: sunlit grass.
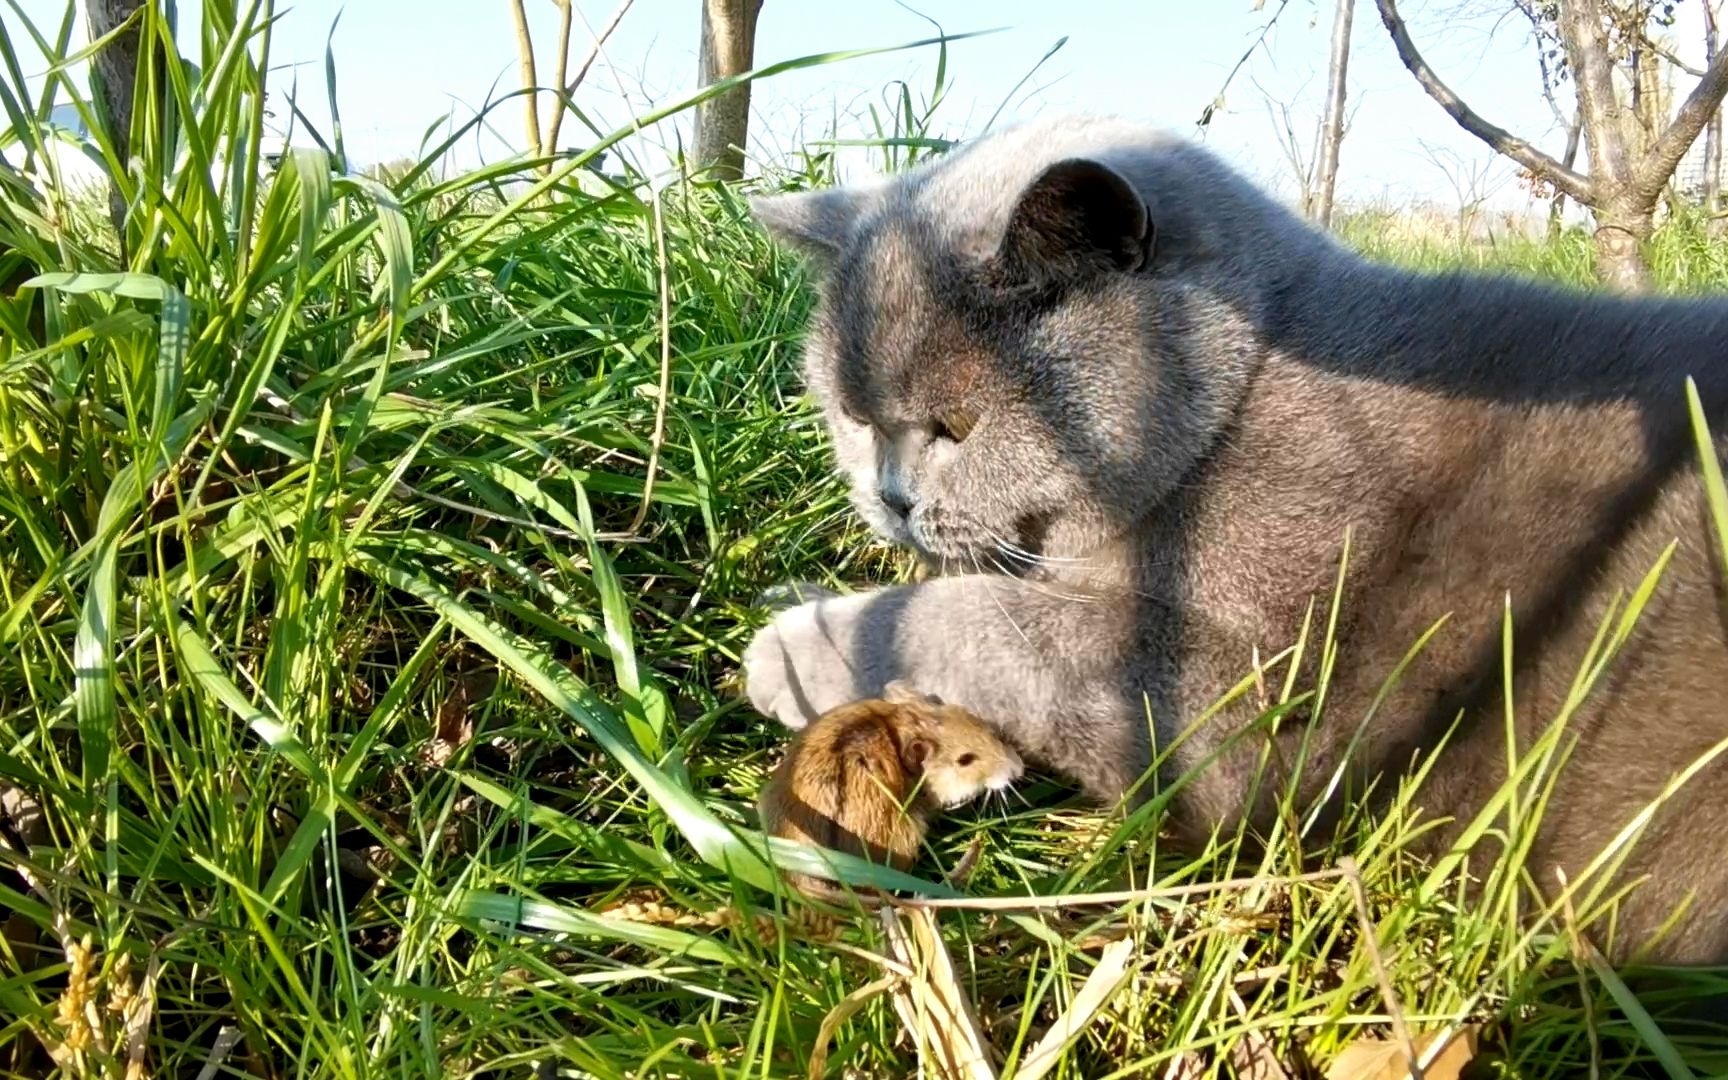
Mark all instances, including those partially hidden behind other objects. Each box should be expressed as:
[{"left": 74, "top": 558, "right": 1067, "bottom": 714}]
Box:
[{"left": 4, "top": 3, "right": 1728, "bottom": 1076}]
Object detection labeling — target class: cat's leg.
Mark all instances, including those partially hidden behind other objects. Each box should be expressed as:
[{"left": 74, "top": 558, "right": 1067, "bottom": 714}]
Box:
[
  {"left": 740, "top": 575, "right": 1147, "bottom": 801},
  {"left": 755, "top": 581, "right": 839, "bottom": 612}
]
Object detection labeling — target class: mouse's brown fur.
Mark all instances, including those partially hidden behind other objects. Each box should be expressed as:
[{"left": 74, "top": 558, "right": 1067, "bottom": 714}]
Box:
[{"left": 757, "top": 681, "right": 1022, "bottom": 899}]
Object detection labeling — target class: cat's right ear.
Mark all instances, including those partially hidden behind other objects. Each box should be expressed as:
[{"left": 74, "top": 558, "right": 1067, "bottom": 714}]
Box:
[
  {"left": 992, "top": 158, "right": 1153, "bottom": 285},
  {"left": 749, "top": 187, "right": 863, "bottom": 263}
]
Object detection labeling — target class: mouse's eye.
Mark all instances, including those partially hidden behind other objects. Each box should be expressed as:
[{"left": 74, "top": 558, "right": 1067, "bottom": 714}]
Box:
[{"left": 956, "top": 752, "right": 977, "bottom": 767}]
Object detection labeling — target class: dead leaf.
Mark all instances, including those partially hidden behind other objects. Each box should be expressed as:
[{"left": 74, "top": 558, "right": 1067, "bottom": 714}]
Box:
[
  {"left": 419, "top": 669, "right": 494, "bottom": 766},
  {"left": 879, "top": 907, "right": 997, "bottom": 1080},
  {"left": 809, "top": 975, "right": 900, "bottom": 1080},
  {"left": 1160, "top": 1051, "right": 1208, "bottom": 1080},
  {"left": 1014, "top": 934, "right": 1139, "bottom": 1080},
  {"left": 1231, "top": 1036, "right": 1293, "bottom": 1080},
  {"left": 1226, "top": 989, "right": 1293, "bottom": 1080},
  {"left": 945, "top": 836, "right": 984, "bottom": 888},
  {"left": 1223, "top": 988, "right": 1292, "bottom": 1078},
  {"left": 1324, "top": 1025, "right": 1480, "bottom": 1080}
]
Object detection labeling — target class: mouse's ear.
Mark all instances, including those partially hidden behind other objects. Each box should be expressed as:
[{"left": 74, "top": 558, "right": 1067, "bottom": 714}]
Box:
[
  {"left": 903, "top": 736, "right": 932, "bottom": 769},
  {"left": 883, "top": 680, "right": 940, "bottom": 706}
]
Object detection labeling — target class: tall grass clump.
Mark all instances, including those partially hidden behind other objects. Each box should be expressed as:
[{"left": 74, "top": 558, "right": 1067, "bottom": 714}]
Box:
[
  {"left": 4, "top": 3, "right": 1728, "bottom": 1076},
  {"left": 1336, "top": 203, "right": 1728, "bottom": 291}
]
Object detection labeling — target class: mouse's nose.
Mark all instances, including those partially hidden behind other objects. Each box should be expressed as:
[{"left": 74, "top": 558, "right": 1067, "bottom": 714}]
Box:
[{"left": 879, "top": 488, "right": 914, "bottom": 518}]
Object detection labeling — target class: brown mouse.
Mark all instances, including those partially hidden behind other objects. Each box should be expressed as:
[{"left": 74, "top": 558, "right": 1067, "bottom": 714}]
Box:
[{"left": 756, "top": 681, "right": 1023, "bottom": 899}]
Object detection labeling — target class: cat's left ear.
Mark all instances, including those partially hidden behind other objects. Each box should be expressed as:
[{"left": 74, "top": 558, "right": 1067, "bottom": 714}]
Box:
[
  {"left": 992, "top": 158, "right": 1153, "bottom": 283},
  {"left": 749, "top": 185, "right": 868, "bottom": 264}
]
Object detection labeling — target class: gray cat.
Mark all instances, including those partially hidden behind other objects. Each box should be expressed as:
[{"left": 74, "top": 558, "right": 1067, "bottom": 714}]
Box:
[{"left": 740, "top": 113, "right": 1728, "bottom": 967}]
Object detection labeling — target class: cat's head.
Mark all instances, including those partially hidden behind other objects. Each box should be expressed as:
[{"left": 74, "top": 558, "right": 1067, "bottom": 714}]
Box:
[{"left": 751, "top": 115, "right": 1264, "bottom": 565}]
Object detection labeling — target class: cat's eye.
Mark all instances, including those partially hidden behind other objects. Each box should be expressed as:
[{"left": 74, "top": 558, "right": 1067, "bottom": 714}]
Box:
[
  {"left": 956, "top": 752, "right": 977, "bottom": 767},
  {"left": 934, "top": 409, "right": 977, "bottom": 443}
]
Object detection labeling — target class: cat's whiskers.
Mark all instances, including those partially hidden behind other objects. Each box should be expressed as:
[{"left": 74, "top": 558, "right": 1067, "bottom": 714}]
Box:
[
  {"left": 984, "top": 549, "right": 1104, "bottom": 606},
  {"left": 983, "top": 527, "right": 1094, "bottom": 567},
  {"left": 969, "top": 550, "right": 1033, "bottom": 646},
  {"left": 980, "top": 528, "right": 1181, "bottom": 604}
]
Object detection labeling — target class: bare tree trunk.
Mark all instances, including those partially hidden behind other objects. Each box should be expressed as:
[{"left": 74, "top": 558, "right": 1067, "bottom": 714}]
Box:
[
  {"left": 507, "top": 0, "right": 544, "bottom": 158},
  {"left": 1594, "top": 199, "right": 1655, "bottom": 291},
  {"left": 1567, "top": 0, "right": 1652, "bottom": 292},
  {"left": 86, "top": 0, "right": 146, "bottom": 246},
  {"left": 1559, "top": 0, "right": 1636, "bottom": 193},
  {"left": 693, "top": 0, "right": 764, "bottom": 181},
  {"left": 1549, "top": 112, "right": 1583, "bottom": 242},
  {"left": 1312, "top": 0, "right": 1355, "bottom": 228}
]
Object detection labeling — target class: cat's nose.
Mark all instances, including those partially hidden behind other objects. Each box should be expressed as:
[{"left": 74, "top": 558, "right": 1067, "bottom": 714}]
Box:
[{"left": 879, "top": 489, "right": 914, "bottom": 518}]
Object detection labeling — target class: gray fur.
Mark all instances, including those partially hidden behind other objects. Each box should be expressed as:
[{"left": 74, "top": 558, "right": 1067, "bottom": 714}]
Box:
[{"left": 741, "top": 113, "right": 1728, "bottom": 966}]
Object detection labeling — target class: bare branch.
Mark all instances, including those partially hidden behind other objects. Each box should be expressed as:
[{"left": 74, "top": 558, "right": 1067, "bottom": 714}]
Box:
[
  {"left": 1706, "top": 0, "right": 1723, "bottom": 212},
  {"left": 1645, "top": 36, "right": 1705, "bottom": 79},
  {"left": 1313, "top": 0, "right": 1355, "bottom": 228},
  {"left": 1512, "top": 0, "right": 1571, "bottom": 130},
  {"left": 564, "top": 0, "right": 635, "bottom": 102},
  {"left": 540, "top": 0, "right": 575, "bottom": 170},
  {"left": 1196, "top": 0, "right": 1295, "bottom": 131},
  {"left": 1258, "top": 83, "right": 1317, "bottom": 214},
  {"left": 507, "top": 0, "right": 544, "bottom": 157},
  {"left": 1635, "top": 30, "right": 1728, "bottom": 201},
  {"left": 541, "top": 0, "right": 638, "bottom": 168},
  {"left": 1374, "top": 0, "right": 1594, "bottom": 203}
]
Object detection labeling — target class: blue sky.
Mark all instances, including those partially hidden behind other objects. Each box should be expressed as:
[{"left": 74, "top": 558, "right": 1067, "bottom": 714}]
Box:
[{"left": 4, "top": 0, "right": 1717, "bottom": 212}]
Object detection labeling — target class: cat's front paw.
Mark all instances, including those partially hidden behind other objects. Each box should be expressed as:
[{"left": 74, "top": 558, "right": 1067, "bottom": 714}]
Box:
[
  {"left": 754, "top": 580, "right": 838, "bottom": 613},
  {"left": 741, "top": 594, "right": 869, "bottom": 730}
]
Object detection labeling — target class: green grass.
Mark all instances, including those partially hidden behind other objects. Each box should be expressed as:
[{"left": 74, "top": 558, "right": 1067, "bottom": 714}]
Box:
[
  {"left": 5, "top": 4, "right": 1728, "bottom": 1077},
  {"left": 1335, "top": 204, "right": 1728, "bottom": 292}
]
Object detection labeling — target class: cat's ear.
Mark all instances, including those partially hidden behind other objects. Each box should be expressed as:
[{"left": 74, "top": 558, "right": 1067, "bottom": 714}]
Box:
[
  {"left": 749, "top": 186, "right": 865, "bottom": 262},
  {"left": 993, "top": 158, "right": 1153, "bottom": 283}
]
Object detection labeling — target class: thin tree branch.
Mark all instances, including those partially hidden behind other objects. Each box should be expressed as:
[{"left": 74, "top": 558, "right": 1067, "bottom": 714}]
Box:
[
  {"left": 1635, "top": 32, "right": 1728, "bottom": 201},
  {"left": 1513, "top": 0, "right": 1572, "bottom": 131},
  {"left": 1197, "top": 0, "right": 1295, "bottom": 131},
  {"left": 1374, "top": 0, "right": 1594, "bottom": 203},
  {"left": 547, "top": 0, "right": 636, "bottom": 161},
  {"left": 1313, "top": 0, "right": 1355, "bottom": 228},
  {"left": 1645, "top": 36, "right": 1705, "bottom": 79},
  {"left": 1553, "top": 110, "right": 1583, "bottom": 227},
  {"left": 566, "top": 0, "right": 635, "bottom": 100},
  {"left": 508, "top": 0, "right": 544, "bottom": 157},
  {"left": 1705, "top": 0, "right": 1723, "bottom": 211},
  {"left": 540, "top": 0, "right": 575, "bottom": 169}
]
